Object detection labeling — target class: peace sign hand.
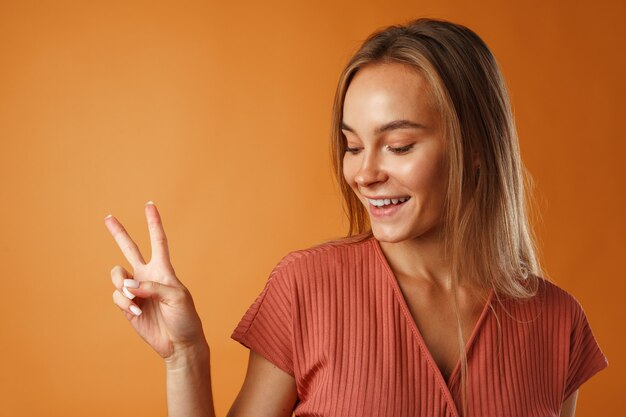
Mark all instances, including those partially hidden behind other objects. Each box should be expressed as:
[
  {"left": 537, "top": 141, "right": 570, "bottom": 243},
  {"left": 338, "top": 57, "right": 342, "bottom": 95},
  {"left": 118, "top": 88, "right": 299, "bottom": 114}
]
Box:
[{"left": 105, "top": 202, "right": 206, "bottom": 360}]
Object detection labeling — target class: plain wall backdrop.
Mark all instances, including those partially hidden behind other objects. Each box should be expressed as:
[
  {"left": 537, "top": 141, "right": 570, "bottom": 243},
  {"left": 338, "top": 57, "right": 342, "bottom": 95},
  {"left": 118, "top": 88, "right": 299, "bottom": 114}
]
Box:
[{"left": 0, "top": 0, "right": 623, "bottom": 416}]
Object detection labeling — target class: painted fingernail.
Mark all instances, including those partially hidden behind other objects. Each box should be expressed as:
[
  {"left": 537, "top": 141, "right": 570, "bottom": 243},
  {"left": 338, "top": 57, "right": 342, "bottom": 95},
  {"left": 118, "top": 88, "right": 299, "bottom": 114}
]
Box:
[
  {"left": 130, "top": 305, "right": 142, "bottom": 316},
  {"left": 123, "top": 279, "right": 140, "bottom": 288},
  {"left": 146, "top": 200, "right": 154, "bottom": 206},
  {"left": 122, "top": 286, "right": 136, "bottom": 300}
]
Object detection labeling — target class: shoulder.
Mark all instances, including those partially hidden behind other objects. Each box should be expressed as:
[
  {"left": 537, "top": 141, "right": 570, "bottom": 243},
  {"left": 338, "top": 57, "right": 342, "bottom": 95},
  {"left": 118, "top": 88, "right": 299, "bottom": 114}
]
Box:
[
  {"left": 536, "top": 277, "right": 586, "bottom": 318},
  {"left": 268, "top": 232, "right": 375, "bottom": 281},
  {"left": 501, "top": 275, "right": 588, "bottom": 329},
  {"left": 537, "top": 279, "right": 608, "bottom": 398}
]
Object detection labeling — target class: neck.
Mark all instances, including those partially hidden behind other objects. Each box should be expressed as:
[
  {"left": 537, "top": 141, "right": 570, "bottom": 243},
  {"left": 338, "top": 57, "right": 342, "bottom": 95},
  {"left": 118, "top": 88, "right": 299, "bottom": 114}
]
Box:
[{"left": 377, "top": 230, "right": 454, "bottom": 291}]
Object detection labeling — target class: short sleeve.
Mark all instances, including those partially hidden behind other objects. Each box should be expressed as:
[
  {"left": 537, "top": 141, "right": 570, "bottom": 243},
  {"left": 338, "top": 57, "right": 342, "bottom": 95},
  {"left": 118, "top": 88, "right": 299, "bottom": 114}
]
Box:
[
  {"left": 231, "top": 257, "right": 295, "bottom": 377},
  {"left": 562, "top": 300, "right": 608, "bottom": 401}
]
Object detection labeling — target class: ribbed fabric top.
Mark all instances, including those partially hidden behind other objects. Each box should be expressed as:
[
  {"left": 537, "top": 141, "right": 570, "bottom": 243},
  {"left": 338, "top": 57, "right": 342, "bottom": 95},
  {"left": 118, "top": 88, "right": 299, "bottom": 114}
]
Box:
[{"left": 231, "top": 235, "right": 608, "bottom": 417}]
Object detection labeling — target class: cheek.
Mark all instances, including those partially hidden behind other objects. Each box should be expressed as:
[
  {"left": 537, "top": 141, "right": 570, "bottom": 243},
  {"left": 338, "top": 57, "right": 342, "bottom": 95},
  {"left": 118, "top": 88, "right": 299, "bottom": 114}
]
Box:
[
  {"left": 342, "top": 157, "right": 357, "bottom": 186},
  {"left": 397, "top": 151, "right": 447, "bottom": 192}
]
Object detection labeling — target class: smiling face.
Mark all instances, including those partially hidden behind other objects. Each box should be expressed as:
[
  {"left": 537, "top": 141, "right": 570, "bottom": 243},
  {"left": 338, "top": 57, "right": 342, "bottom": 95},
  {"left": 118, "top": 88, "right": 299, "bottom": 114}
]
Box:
[{"left": 341, "top": 62, "right": 449, "bottom": 243}]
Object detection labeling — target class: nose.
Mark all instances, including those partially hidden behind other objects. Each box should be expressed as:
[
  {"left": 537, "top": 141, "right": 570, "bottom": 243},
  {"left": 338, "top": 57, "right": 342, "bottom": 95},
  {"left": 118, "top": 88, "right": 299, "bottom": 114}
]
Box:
[{"left": 354, "top": 150, "right": 387, "bottom": 187}]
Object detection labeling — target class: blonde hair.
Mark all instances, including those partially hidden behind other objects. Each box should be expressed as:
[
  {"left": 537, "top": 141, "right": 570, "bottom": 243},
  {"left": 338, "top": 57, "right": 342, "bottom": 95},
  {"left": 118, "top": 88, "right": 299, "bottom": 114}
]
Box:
[{"left": 329, "top": 18, "right": 543, "bottom": 416}]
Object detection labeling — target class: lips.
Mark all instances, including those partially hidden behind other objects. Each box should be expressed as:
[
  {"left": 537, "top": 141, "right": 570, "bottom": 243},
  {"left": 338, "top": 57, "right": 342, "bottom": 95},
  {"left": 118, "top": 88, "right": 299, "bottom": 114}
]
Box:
[{"left": 367, "top": 196, "right": 410, "bottom": 218}]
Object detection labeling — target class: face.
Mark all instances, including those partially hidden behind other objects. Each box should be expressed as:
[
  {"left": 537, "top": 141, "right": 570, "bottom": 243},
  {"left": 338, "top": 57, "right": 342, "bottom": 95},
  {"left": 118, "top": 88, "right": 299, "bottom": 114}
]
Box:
[{"left": 342, "top": 62, "right": 448, "bottom": 243}]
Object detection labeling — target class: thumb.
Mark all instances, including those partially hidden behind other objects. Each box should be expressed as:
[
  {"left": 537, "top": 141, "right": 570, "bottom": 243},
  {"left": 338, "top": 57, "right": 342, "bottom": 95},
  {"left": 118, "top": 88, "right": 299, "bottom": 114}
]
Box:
[{"left": 125, "top": 280, "right": 187, "bottom": 305}]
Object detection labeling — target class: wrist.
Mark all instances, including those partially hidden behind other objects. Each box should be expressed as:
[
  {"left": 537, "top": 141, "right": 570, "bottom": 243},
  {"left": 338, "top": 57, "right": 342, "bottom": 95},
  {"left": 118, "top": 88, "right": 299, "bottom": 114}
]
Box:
[{"left": 164, "top": 340, "right": 210, "bottom": 371}]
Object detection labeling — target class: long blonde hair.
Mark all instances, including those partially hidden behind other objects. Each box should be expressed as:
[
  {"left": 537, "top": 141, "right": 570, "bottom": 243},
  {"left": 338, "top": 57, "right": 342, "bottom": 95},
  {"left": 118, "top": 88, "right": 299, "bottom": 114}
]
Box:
[{"left": 329, "top": 18, "right": 543, "bottom": 416}]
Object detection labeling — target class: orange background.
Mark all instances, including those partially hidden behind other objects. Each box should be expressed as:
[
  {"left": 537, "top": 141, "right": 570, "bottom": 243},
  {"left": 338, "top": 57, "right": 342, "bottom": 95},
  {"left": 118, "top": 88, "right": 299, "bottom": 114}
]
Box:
[{"left": 0, "top": 1, "right": 623, "bottom": 416}]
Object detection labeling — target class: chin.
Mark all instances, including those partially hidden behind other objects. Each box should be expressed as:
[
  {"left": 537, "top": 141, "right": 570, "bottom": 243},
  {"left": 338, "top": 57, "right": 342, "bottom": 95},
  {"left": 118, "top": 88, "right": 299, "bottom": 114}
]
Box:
[
  {"left": 370, "top": 224, "right": 414, "bottom": 243},
  {"left": 370, "top": 219, "right": 442, "bottom": 244}
]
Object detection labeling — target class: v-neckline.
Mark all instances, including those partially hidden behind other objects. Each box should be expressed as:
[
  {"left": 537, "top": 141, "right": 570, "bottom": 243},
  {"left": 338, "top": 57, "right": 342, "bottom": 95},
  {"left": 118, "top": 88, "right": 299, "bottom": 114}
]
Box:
[{"left": 371, "top": 236, "right": 494, "bottom": 416}]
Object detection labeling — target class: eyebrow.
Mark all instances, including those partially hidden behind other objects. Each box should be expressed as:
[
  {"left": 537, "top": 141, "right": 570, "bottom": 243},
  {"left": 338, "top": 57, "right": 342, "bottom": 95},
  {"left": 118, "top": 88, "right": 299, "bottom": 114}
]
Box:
[{"left": 340, "top": 119, "right": 426, "bottom": 136}]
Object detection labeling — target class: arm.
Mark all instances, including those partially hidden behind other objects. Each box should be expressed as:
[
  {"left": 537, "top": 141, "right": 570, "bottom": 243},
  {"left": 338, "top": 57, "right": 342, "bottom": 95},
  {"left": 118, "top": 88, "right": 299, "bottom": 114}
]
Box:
[
  {"left": 165, "top": 341, "right": 215, "bottom": 417},
  {"left": 164, "top": 344, "right": 297, "bottom": 417},
  {"left": 227, "top": 350, "right": 298, "bottom": 417},
  {"left": 106, "top": 203, "right": 297, "bottom": 417},
  {"left": 560, "top": 389, "right": 579, "bottom": 417}
]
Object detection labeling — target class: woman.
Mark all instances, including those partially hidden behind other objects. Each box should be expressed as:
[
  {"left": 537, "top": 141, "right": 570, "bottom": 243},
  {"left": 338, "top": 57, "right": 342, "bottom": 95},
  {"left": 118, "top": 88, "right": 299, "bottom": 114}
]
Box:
[{"left": 105, "top": 18, "right": 608, "bottom": 417}]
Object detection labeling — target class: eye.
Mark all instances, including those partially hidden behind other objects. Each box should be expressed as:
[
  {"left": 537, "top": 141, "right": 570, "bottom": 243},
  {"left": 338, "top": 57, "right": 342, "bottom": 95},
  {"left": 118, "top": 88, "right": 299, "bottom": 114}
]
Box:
[
  {"left": 387, "top": 144, "right": 414, "bottom": 154},
  {"left": 344, "top": 146, "right": 362, "bottom": 155}
]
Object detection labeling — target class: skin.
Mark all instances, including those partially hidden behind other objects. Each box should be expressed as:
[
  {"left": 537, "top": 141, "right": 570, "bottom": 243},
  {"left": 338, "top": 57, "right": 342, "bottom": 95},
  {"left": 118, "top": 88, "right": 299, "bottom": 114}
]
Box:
[
  {"left": 105, "top": 62, "right": 579, "bottom": 415},
  {"left": 341, "top": 61, "right": 579, "bottom": 414},
  {"left": 342, "top": 61, "right": 489, "bottom": 381},
  {"left": 342, "top": 62, "right": 452, "bottom": 287},
  {"left": 561, "top": 390, "right": 579, "bottom": 417},
  {"left": 105, "top": 204, "right": 297, "bottom": 417}
]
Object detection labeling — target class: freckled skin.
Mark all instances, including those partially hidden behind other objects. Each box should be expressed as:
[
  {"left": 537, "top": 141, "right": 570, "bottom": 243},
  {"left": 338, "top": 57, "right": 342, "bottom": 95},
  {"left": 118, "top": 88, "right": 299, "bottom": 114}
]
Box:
[
  {"left": 341, "top": 62, "right": 581, "bottom": 415},
  {"left": 342, "top": 62, "right": 475, "bottom": 380},
  {"left": 342, "top": 62, "right": 449, "bottom": 244}
]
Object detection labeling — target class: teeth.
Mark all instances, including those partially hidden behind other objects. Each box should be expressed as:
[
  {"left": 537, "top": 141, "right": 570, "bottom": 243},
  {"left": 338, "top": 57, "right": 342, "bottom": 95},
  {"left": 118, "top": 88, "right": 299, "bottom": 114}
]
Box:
[{"left": 368, "top": 197, "right": 410, "bottom": 207}]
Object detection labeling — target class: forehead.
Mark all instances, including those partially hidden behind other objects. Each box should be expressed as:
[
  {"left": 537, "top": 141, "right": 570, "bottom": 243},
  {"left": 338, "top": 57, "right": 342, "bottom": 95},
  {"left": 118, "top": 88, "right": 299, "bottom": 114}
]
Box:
[{"left": 343, "top": 62, "right": 438, "bottom": 126}]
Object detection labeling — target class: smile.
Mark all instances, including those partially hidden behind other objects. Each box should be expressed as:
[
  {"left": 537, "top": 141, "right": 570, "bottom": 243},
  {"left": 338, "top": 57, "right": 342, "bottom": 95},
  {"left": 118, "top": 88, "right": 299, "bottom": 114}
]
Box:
[
  {"left": 365, "top": 196, "right": 411, "bottom": 219},
  {"left": 367, "top": 197, "right": 410, "bottom": 207}
]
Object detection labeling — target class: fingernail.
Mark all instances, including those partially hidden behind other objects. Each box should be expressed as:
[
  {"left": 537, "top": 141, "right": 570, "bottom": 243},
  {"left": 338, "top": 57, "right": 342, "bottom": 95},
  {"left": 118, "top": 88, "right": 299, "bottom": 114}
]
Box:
[
  {"left": 130, "top": 305, "right": 142, "bottom": 316},
  {"left": 122, "top": 286, "right": 136, "bottom": 300},
  {"left": 104, "top": 214, "right": 112, "bottom": 220},
  {"left": 123, "top": 279, "right": 140, "bottom": 288},
  {"left": 146, "top": 200, "right": 154, "bottom": 206}
]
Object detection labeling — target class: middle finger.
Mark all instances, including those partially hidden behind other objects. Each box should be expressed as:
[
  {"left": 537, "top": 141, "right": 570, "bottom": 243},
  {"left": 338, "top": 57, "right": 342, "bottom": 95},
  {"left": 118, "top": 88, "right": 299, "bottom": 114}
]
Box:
[{"left": 145, "top": 201, "right": 170, "bottom": 264}]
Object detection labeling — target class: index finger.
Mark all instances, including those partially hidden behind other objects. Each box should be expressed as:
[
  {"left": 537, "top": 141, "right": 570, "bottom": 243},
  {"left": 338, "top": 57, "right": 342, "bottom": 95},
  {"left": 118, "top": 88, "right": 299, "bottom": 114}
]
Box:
[{"left": 104, "top": 214, "right": 146, "bottom": 269}]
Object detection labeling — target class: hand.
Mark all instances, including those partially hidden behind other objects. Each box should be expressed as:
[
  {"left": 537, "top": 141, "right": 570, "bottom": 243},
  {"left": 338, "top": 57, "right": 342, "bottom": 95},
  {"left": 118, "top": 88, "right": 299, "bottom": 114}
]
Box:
[{"left": 105, "top": 202, "right": 206, "bottom": 360}]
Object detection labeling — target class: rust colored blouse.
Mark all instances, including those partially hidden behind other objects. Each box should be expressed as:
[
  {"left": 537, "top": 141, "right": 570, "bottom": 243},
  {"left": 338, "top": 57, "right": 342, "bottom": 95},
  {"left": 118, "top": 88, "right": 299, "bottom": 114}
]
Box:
[{"left": 231, "top": 235, "right": 608, "bottom": 417}]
